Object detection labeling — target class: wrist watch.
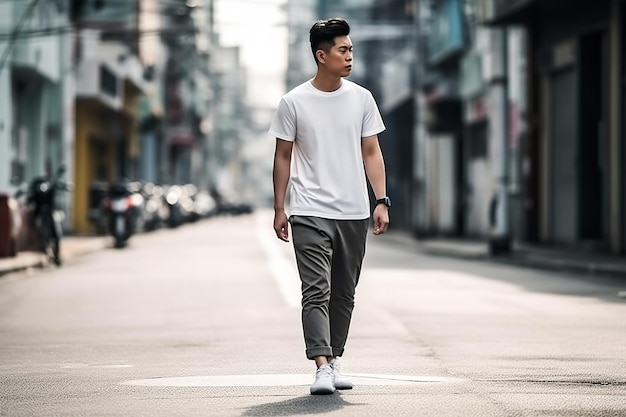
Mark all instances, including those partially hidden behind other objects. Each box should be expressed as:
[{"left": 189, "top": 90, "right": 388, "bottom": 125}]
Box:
[{"left": 375, "top": 196, "right": 392, "bottom": 208}]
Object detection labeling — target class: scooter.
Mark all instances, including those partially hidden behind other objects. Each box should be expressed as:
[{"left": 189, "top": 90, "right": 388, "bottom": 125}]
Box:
[
  {"left": 14, "top": 165, "right": 72, "bottom": 265},
  {"left": 141, "top": 182, "right": 167, "bottom": 231},
  {"left": 106, "top": 181, "right": 137, "bottom": 248}
]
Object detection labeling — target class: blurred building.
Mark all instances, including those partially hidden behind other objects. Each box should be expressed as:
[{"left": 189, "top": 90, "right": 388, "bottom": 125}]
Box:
[
  {"left": 285, "top": 0, "right": 317, "bottom": 90},
  {"left": 418, "top": 0, "right": 466, "bottom": 237},
  {"left": 133, "top": 0, "right": 224, "bottom": 191},
  {"left": 0, "top": 0, "right": 251, "bottom": 243},
  {"left": 366, "top": 0, "right": 417, "bottom": 232},
  {"left": 207, "top": 43, "right": 249, "bottom": 195},
  {"left": 481, "top": 0, "right": 625, "bottom": 254},
  {"left": 283, "top": 0, "right": 626, "bottom": 256},
  {"left": 415, "top": 0, "right": 527, "bottom": 255},
  {"left": 0, "top": 0, "right": 79, "bottom": 244},
  {"left": 70, "top": 0, "right": 223, "bottom": 234},
  {"left": 70, "top": 0, "right": 147, "bottom": 233},
  {"left": 286, "top": 0, "right": 417, "bottom": 229},
  {"left": 136, "top": 0, "right": 169, "bottom": 186},
  {"left": 0, "top": 0, "right": 72, "bottom": 194},
  {"left": 159, "top": 0, "right": 212, "bottom": 187},
  {"left": 416, "top": 0, "right": 519, "bottom": 249}
]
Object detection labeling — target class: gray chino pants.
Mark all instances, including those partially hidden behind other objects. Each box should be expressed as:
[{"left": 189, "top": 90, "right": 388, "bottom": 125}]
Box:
[{"left": 289, "top": 215, "right": 369, "bottom": 360}]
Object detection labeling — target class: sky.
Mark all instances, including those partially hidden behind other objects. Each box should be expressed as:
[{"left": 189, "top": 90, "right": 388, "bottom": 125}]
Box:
[{"left": 214, "top": 0, "right": 288, "bottom": 109}]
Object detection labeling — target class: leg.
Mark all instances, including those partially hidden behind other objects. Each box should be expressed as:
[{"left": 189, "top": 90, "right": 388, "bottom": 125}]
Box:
[
  {"left": 314, "top": 356, "right": 330, "bottom": 368},
  {"left": 290, "top": 216, "right": 335, "bottom": 360},
  {"left": 328, "top": 218, "right": 369, "bottom": 358}
]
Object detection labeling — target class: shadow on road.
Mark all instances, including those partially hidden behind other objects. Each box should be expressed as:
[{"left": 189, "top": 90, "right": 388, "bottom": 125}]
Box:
[
  {"left": 368, "top": 234, "right": 626, "bottom": 304},
  {"left": 241, "top": 393, "right": 361, "bottom": 416}
]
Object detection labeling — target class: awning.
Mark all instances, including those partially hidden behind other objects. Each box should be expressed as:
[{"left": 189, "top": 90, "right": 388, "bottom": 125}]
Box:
[{"left": 479, "top": 0, "right": 537, "bottom": 26}]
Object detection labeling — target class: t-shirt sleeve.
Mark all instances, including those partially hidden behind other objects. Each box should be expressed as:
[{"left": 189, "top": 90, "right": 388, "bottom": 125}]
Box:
[
  {"left": 362, "top": 92, "right": 386, "bottom": 138},
  {"left": 269, "top": 98, "right": 296, "bottom": 142}
]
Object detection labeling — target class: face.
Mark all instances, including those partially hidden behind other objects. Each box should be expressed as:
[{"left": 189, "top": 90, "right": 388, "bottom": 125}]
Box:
[{"left": 318, "top": 35, "right": 353, "bottom": 77}]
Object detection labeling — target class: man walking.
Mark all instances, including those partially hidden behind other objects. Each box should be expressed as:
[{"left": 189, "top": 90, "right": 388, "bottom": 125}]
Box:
[{"left": 270, "top": 17, "right": 390, "bottom": 395}]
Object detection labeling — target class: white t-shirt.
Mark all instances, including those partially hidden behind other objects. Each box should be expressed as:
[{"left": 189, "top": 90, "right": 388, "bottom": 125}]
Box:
[{"left": 269, "top": 79, "right": 386, "bottom": 220}]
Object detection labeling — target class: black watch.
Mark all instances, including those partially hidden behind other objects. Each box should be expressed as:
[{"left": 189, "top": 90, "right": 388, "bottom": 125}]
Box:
[{"left": 375, "top": 196, "right": 391, "bottom": 208}]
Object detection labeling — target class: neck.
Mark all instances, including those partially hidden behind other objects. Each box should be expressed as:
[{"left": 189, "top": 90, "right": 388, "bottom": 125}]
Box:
[{"left": 311, "top": 70, "right": 342, "bottom": 92}]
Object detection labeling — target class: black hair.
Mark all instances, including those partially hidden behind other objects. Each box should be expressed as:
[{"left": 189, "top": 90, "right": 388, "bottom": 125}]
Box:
[{"left": 309, "top": 18, "right": 350, "bottom": 64}]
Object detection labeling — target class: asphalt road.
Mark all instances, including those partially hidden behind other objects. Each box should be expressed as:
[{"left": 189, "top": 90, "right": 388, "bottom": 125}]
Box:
[{"left": 1, "top": 210, "right": 625, "bottom": 417}]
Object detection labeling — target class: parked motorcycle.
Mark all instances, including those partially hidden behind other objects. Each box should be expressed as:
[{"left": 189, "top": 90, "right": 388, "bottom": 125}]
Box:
[
  {"left": 105, "top": 180, "right": 138, "bottom": 248},
  {"left": 141, "top": 182, "right": 168, "bottom": 231},
  {"left": 87, "top": 181, "right": 110, "bottom": 236},
  {"left": 163, "top": 185, "right": 184, "bottom": 228},
  {"left": 14, "top": 165, "right": 72, "bottom": 265}
]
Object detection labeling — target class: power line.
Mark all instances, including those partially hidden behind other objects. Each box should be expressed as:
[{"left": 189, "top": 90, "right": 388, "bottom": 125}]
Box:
[
  {"left": 0, "top": 18, "right": 288, "bottom": 42},
  {"left": 0, "top": 26, "right": 200, "bottom": 42}
]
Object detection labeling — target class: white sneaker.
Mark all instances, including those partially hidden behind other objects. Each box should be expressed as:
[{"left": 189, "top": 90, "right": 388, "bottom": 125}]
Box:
[
  {"left": 310, "top": 364, "right": 336, "bottom": 395},
  {"left": 330, "top": 360, "right": 353, "bottom": 390}
]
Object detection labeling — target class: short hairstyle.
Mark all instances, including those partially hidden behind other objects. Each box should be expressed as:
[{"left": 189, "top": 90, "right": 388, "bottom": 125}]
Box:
[{"left": 309, "top": 18, "right": 350, "bottom": 64}]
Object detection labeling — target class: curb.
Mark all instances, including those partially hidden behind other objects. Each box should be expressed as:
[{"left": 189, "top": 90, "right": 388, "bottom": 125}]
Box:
[
  {"left": 423, "top": 248, "right": 626, "bottom": 279},
  {"left": 0, "top": 237, "right": 110, "bottom": 277},
  {"left": 0, "top": 252, "right": 48, "bottom": 277},
  {"left": 380, "top": 233, "right": 626, "bottom": 279},
  {"left": 491, "top": 253, "right": 626, "bottom": 279},
  {"left": 420, "top": 248, "right": 626, "bottom": 278}
]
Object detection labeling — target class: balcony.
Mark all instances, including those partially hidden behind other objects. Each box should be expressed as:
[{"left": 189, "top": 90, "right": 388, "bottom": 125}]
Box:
[
  {"left": 76, "top": 59, "right": 122, "bottom": 111},
  {"left": 6, "top": 0, "right": 63, "bottom": 83},
  {"left": 11, "top": 36, "right": 62, "bottom": 83},
  {"left": 75, "top": 30, "right": 146, "bottom": 111}
]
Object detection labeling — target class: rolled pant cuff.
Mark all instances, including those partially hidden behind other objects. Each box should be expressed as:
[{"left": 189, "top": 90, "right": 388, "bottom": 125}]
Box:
[
  {"left": 332, "top": 347, "right": 344, "bottom": 358},
  {"left": 306, "top": 346, "right": 333, "bottom": 360}
]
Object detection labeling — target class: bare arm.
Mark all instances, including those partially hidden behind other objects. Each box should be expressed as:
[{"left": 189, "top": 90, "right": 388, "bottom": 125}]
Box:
[
  {"left": 362, "top": 135, "right": 389, "bottom": 235},
  {"left": 273, "top": 138, "right": 293, "bottom": 241}
]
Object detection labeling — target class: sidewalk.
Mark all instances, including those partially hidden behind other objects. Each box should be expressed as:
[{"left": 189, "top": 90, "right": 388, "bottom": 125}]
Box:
[
  {"left": 0, "top": 235, "right": 110, "bottom": 277},
  {"left": 381, "top": 232, "right": 626, "bottom": 279}
]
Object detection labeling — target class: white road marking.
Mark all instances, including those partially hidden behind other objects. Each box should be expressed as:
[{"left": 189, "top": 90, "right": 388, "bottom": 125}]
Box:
[
  {"left": 62, "top": 363, "right": 134, "bottom": 369},
  {"left": 256, "top": 212, "right": 301, "bottom": 308},
  {"left": 121, "top": 373, "right": 464, "bottom": 387}
]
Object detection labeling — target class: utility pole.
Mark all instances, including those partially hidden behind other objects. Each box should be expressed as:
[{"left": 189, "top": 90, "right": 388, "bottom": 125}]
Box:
[{"left": 489, "top": 27, "right": 511, "bottom": 254}]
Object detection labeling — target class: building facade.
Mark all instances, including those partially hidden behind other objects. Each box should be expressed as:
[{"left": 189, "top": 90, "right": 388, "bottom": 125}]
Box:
[
  {"left": 286, "top": 0, "right": 417, "bottom": 230},
  {"left": 482, "top": 0, "right": 625, "bottom": 254},
  {"left": 283, "top": 0, "right": 626, "bottom": 257},
  {"left": 0, "top": 0, "right": 76, "bottom": 243},
  {"left": 71, "top": 0, "right": 147, "bottom": 234},
  {"left": 0, "top": 0, "right": 72, "bottom": 195}
]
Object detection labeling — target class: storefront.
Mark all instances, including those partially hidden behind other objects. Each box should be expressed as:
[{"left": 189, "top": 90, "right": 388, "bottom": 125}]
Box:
[{"left": 481, "top": 0, "right": 625, "bottom": 253}]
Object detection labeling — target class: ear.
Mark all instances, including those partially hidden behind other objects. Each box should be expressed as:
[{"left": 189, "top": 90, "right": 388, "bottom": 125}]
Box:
[{"left": 315, "top": 49, "right": 326, "bottom": 64}]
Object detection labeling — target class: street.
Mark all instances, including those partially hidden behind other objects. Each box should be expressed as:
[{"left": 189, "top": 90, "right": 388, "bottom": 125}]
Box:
[{"left": 1, "top": 210, "right": 625, "bottom": 417}]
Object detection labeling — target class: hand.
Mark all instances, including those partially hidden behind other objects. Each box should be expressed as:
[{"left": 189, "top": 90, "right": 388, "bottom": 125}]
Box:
[
  {"left": 273, "top": 210, "right": 290, "bottom": 242},
  {"left": 372, "top": 205, "right": 389, "bottom": 235}
]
